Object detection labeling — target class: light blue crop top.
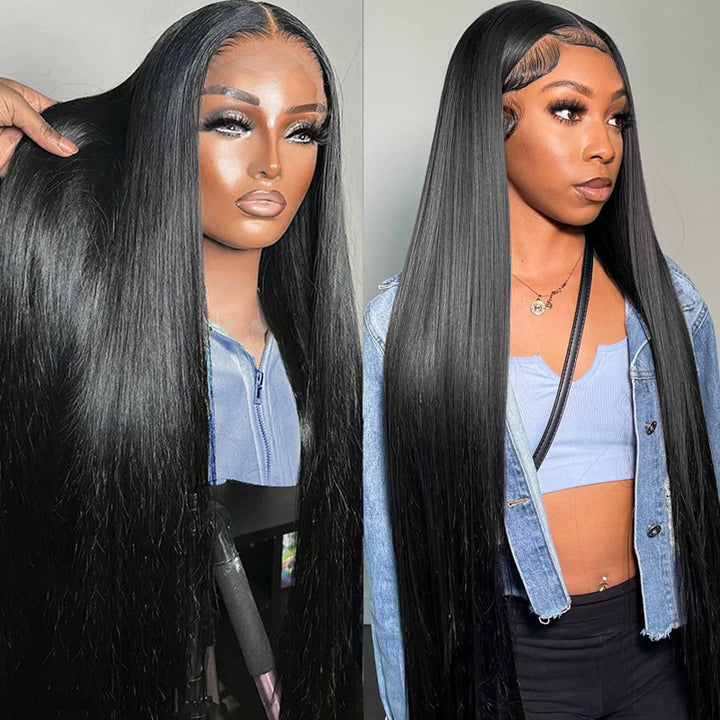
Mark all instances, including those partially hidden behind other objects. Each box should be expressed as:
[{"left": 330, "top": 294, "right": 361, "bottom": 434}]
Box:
[
  {"left": 508, "top": 338, "right": 635, "bottom": 494},
  {"left": 208, "top": 322, "right": 300, "bottom": 487}
]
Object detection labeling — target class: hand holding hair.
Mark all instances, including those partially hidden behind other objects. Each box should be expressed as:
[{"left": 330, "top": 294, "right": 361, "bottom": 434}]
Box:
[{"left": 0, "top": 77, "right": 78, "bottom": 175}]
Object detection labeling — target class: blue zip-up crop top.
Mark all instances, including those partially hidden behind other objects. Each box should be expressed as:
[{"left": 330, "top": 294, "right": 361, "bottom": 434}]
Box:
[{"left": 208, "top": 322, "right": 300, "bottom": 487}]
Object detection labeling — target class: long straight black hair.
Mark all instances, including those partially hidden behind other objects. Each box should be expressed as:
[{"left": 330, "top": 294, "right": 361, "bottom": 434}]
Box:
[
  {"left": 0, "top": 2, "right": 361, "bottom": 718},
  {"left": 384, "top": 2, "right": 720, "bottom": 718}
]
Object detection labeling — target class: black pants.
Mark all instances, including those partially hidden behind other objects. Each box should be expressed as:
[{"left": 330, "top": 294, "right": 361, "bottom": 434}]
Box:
[{"left": 506, "top": 576, "right": 688, "bottom": 719}]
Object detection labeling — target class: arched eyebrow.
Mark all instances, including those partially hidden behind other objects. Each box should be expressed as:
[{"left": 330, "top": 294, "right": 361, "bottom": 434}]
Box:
[
  {"left": 285, "top": 103, "right": 326, "bottom": 115},
  {"left": 201, "top": 88, "right": 326, "bottom": 115},
  {"left": 202, "top": 85, "right": 260, "bottom": 106},
  {"left": 541, "top": 80, "right": 627, "bottom": 101}
]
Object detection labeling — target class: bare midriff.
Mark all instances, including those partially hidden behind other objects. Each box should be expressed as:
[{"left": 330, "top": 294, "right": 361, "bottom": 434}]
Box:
[
  {"left": 542, "top": 478, "right": 637, "bottom": 595},
  {"left": 510, "top": 255, "right": 638, "bottom": 595}
]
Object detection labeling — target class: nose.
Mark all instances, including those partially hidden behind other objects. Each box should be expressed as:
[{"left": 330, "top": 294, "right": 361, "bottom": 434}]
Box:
[
  {"left": 582, "top": 120, "right": 618, "bottom": 165},
  {"left": 248, "top": 134, "right": 282, "bottom": 180}
]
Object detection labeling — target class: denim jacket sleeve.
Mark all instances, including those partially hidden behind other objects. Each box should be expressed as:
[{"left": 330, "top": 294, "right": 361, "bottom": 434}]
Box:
[
  {"left": 690, "top": 310, "right": 720, "bottom": 489},
  {"left": 671, "top": 270, "right": 720, "bottom": 491},
  {"left": 363, "top": 281, "right": 408, "bottom": 720},
  {"left": 664, "top": 258, "right": 720, "bottom": 490}
]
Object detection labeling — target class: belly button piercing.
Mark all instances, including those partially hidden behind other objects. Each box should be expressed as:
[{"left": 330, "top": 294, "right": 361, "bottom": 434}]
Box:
[{"left": 599, "top": 576, "right": 608, "bottom": 592}]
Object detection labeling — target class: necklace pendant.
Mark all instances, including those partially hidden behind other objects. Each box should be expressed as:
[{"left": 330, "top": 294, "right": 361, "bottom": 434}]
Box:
[{"left": 531, "top": 299, "right": 546, "bottom": 316}]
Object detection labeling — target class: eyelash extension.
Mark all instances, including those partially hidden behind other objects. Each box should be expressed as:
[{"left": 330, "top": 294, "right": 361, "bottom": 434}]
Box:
[
  {"left": 200, "top": 111, "right": 253, "bottom": 135},
  {"left": 548, "top": 98, "right": 587, "bottom": 124},
  {"left": 286, "top": 120, "right": 330, "bottom": 146},
  {"left": 612, "top": 109, "right": 635, "bottom": 132},
  {"left": 549, "top": 98, "right": 636, "bottom": 132}
]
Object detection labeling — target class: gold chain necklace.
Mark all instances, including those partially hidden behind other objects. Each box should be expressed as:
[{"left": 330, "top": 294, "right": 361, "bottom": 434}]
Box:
[{"left": 512, "top": 248, "right": 584, "bottom": 316}]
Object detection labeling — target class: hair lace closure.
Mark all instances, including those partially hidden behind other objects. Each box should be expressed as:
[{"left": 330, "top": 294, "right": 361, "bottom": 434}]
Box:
[{"left": 503, "top": 26, "right": 610, "bottom": 137}]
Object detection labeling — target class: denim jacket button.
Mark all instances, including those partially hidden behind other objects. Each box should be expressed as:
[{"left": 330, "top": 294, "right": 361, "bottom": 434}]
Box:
[
  {"left": 647, "top": 523, "right": 662, "bottom": 538},
  {"left": 644, "top": 420, "right": 657, "bottom": 435}
]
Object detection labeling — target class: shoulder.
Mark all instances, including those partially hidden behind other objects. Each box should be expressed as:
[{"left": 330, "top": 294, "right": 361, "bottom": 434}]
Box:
[
  {"left": 364, "top": 274, "right": 401, "bottom": 354},
  {"left": 664, "top": 256, "right": 711, "bottom": 335}
]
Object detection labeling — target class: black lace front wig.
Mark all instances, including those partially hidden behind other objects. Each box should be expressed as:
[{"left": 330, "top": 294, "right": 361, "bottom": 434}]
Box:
[
  {"left": 0, "top": 2, "right": 361, "bottom": 718},
  {"left": 384, "top": 2, "right": 720, "bottom": 717}
]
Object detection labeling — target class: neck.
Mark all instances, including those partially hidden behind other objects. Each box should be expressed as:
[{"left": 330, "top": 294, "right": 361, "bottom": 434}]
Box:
[
  {"left": 203, "top": 237, "right": 265, "bottom": 331},
  {"left": 509, "top": 193, "right": 585, "bottom": 282}
]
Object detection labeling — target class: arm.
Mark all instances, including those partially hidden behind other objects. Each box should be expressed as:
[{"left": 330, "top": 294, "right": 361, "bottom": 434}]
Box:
[
  {"left": 0, "top": 77, "right": 77, "bottom": 175},
  {"left": 363, "top": 311, "right": 408, "bottom": 720}
]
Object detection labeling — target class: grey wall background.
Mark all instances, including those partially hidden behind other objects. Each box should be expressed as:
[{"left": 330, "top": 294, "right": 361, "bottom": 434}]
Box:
[
  {"left": 0, "top": 0, "right": 362, "bottom": 284},
  {"left": 364, "top": 0, "right": 720, "bottom": 313}
]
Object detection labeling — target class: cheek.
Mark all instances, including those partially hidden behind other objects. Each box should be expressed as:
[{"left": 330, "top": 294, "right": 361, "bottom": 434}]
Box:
[
  {"left": 199, "top": 143, "right": 244, "bottom": 210},
  {"left": 283, "top": 148, "right": 319, "bottom": 205},
  {"left": 506, "top": 128, "right": 571, "bottom": 185},
  {"left": 615, "top": 134, "right": 624, "bottom": 169}
]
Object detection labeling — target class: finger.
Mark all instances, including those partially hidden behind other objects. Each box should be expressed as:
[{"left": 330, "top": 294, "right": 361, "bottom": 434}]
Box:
[
  {"left": 0, "top": 78, "right": 55, "bottom": 113},
  {"left": 0, "top": 127, "right": 22, "bottom": 177},
  {"left": 24, "top": 88, "right": 55, "bottom": 113},
  {"left": 0, "top": 126, "right": 22, "bottom": 167},
  {"left": 9, "top": 94, "right": 77, "bottom": 156}
]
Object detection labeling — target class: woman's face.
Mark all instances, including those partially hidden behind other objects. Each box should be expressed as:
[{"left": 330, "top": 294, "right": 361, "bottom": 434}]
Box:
[
  {"left": 503, "top": 44, "right": 629, "bottom": 229},
  {"left": 199, "top": 36, "right": 327, "bottom": 252}
]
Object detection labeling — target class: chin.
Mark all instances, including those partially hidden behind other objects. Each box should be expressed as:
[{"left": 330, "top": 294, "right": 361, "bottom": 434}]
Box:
[
  {"left": 550, "top": 207, "right": 606, "bottom": 229},
  {"left": 203, "top": 232, "right": 285, "bottom": 253},
  {"left": 221, "top": 236, "right": 284, "bottom": 252},
  {"left": 204, "top": 218, "right": 293, "bottom": 252},
  {"left": 237, "top": 217, "right": 293, "bottom": 244}
]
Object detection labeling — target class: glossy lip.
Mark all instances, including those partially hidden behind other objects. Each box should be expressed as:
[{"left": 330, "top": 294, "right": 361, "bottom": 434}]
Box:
[
  {"left": 574, "top": 176, "right": 613, "bottom": 203},
  {"left": 235, "top": 189, "right": 287, "bottom": 218}
]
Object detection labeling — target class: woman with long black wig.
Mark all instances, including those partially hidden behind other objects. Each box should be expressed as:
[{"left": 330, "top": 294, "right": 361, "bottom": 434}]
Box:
[
  {"left": 0, "top": 2, "right": 361, "bottom": 718},
  {"left": 364, "top": 2, "right": 720, "bottom": 718}
]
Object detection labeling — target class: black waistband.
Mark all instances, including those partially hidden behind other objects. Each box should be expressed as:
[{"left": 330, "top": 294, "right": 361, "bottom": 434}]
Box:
[
  {"left": 570, "top": 574, "right": 640, "bottom": 607},
  {"left": 507, "top": 575, "right": 643, "bottom": 632}
]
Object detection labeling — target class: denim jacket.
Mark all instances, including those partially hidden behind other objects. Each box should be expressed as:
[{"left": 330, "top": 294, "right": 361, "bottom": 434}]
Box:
[
  {"left": 363, "top": 258, "right": 720, "bottom": 720},
  {"left": 209, "top": 322, "right": 300, "bottom": 487}
]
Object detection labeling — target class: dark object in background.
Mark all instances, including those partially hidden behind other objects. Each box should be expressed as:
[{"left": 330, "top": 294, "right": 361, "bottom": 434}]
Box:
[{"left": 211, "top": 483, "right": 298, "bottom": 719}]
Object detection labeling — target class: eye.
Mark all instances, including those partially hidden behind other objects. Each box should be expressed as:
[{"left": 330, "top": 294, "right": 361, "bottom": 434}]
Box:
[
  {"left": 555, "top": 108, "right": 581, "bottom": 122},
  {"left": 287, "top": 129, "right": 313, "bottom": 144},
  {"left": 548, "top": 99, "right": 587, "bottom": 124},
  {"left": 201, "top": 112, "right": 253, "bottom": 137},
  {"left": 286, "top": 121, "right": 328, "bottom": 145},
  {"left": 608, "top": 110, "right": 634, "bottom": 131}
]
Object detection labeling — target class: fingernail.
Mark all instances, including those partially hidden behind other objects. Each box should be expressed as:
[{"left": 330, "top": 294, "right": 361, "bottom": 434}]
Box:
[{"left": 58, "top": 137, "right": 78, "bottom": 154}]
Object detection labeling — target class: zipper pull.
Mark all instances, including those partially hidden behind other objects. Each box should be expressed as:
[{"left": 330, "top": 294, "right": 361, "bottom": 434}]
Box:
[{"left": 254, "top": 369, "right": 264, "bottom": 405}]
